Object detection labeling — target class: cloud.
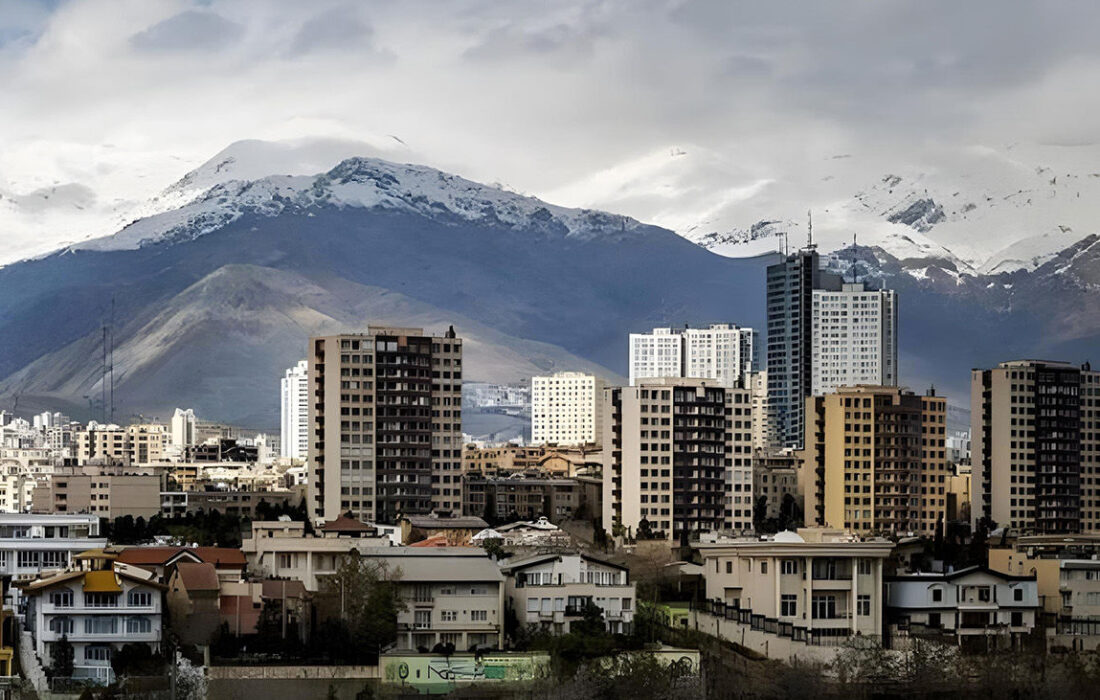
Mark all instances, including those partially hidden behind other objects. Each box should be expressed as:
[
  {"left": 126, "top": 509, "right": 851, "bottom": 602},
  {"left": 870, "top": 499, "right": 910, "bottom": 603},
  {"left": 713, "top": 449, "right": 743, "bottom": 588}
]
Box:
[
  {"left": 288, "top": 6, "right": 385, "bottom": 58},
  {"left": 2, "top": 0, "right": 1100, "bottom": 264},
  {"left": 129, "top": 9, "right": 243, "bottom": 52}
]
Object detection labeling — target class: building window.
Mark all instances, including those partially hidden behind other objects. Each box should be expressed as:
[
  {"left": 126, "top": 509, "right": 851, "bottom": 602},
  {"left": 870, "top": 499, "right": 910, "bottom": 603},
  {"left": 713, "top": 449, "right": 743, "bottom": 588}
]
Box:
[
  {"left": 126, "top": 617, "right": 152, "bottom": 634},
  {"left": 49, "top": 591, "right": 73, "bottom": 608},
  {"left": 811, "top": 595, "right": 836, "bottom": 620},
  {"left": 277, "top": 553, "right": 296, "bottom": 569},
  {"left": 128, "top": 591, "right": 152, "bottom": 607},
  {"left": 858, "top": 559, "right": 872, "bottom": 575},
  {"left": 84, "top": 646, "right": 111, "bottom": 662},
  {"left": 781, "top": 560, "right": 797, "bottom": 575},
  {"left": 931, "top": 588, "right": 942, "bottom": 603},
  {"left": 527, "top": 598, "right": 539, "bottom": 612},
  {"left": 471, "top": 610, "right": 488, "bottom": 622},
  {"left": 84, "top": 617, "right": 118, "bottom": 634},
  {"left": 1011, "top": 611, "right": 1023, "bottom": 627},
  {"left": 414, "top": 611, "right": 431, "bottom": 629},
  {"left": 857, "top": 595, "right": 871, "bottom": 616},
  {"left": 726, "top": 561, "right": 732, "bottom": 574},
  {"left": 780, "top": 594, "right": 797, "bottom": 617},
  {"left": 928, "top": 612, "right": 941, "bottom": 628},
  {"left": 84, "top": 593, "right": 119, "bottom": 608},
  {"left": 760, "top": 561, "right": 768, "bottom": 575},
  {"left": 1013, "top": 588, "right": 1023, "bottom": 602},
  {"left": 441, "top": 611, "right": 457, "bottom": 622},
  {"left": 49, "top": 617, "right": 74, "bottom": 634}
]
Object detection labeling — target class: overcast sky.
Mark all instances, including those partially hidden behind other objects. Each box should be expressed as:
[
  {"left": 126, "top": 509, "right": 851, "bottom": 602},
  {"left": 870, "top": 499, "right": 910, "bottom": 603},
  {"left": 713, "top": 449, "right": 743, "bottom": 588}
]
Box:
[{"left": 3, "top": 0, "right": 1100, "bottom": 259}]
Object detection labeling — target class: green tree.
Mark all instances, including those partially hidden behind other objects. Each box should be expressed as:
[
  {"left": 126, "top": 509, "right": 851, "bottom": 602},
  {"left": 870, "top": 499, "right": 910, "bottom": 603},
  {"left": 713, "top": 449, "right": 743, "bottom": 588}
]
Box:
[
  {"left": 51, "top": 634, "right": 75, "bottom": 678},
  {"left": 637, "top": 517, "right": 655, "bottom": 540},
  {"left": 315, "top": 554, "right": 405, "bottom": 663},
  {"left": 753, "top": 495, "right": 769, "bottom": 532}
]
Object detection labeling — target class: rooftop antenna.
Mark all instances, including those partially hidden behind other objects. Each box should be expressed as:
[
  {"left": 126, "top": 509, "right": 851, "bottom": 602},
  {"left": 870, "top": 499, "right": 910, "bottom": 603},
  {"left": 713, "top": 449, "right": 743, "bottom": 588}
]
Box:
[{"left": 806, "top": 210, "right": 814, "bottom": 249}]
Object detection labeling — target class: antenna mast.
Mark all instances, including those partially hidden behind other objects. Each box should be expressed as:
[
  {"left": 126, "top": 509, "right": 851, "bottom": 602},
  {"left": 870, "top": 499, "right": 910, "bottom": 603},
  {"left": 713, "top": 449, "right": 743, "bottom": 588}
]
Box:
[{"left": 807, "top": 209, "right": 813, "bottom": 249}]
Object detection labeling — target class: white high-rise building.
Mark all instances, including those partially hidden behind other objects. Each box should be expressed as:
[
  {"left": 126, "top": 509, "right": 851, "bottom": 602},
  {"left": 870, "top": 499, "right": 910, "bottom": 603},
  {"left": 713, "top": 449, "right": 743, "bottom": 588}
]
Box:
[
  {"left": 629, "top": 324, "right": 757, "bottom": 388},
  {"left": 810, "top": 283, "right": 898, "bottom": 396},
  {"left": 531, "top": 372, "right": 605, "bottom": 446},
  {"left": 169, "top": 408, "right": 196, "bottom": 452},
  {"left": 280, "top": 359, "right": 309, "bottom": 460}
]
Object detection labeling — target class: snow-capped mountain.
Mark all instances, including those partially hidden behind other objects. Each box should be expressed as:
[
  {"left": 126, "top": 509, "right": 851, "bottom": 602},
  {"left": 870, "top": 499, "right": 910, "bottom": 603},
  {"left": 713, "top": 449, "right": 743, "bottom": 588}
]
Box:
[
  {"left": 72, "top": 152, "right": 645, "bottom": 255},
  {"left": 545, "top": 141, "right": 1100, "bottom": 279},
  {"left": 0, "top": 137, "right": 411, "bottom": 266}
]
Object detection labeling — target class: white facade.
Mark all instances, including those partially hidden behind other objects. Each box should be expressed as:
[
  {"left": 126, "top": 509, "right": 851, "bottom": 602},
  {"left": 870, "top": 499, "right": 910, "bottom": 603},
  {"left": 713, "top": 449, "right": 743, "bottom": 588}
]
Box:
[
  {"left": 531, "top": 372, "right": 604, "bottom": 446},
  {"left": 630, "top": 324, "right": 756, "bottom": 388},
  {"left": 501, "top": 553, "right": 635, "bottom": 635},
  {"left": 0, "top": 514, "right": 107, "bottom": 606},
  {"left": 280, "top": 360, "right": 309, "bottom": 460},
  {"left": 169, "top": 409, "right": 196, "bottom": 452},
  {"left": 810, "top": 284, "right": 898, "bottom": 395},
  {"left": 24, "top": 566, "right": 163, "bottom": 684},
  {"left": 886, "top": 567, "right": 1038, "bottom": 645}
]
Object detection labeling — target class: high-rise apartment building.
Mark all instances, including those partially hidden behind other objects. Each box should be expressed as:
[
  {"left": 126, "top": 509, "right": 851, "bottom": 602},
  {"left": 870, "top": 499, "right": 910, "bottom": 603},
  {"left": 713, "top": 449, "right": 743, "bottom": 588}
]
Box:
[
  {"left": 531, "top": 372, "right": 605, "bottom": 446},
  {"left": 800, "top": 385, "right": 947, "bottom": 536},
  {"left": 170, "top": 409, "right": 196, "bottom": 452},
  {"left": 74, "top": 423, "right": 167, "bottom": 466},
  {"left": 811, "top": 283, "right": 897, "bottom": 395},
  {"left": 602, "top": 378, "right": 753, "bottom": 541},
  {"left": 281, "top": 359, "right": 309, "bottom": 460},
  {"left": 767, "top": 249, "right": 897, "bottom": 449},
  {"left": 307, "top": 327, "right": 463, "bottom": 525},
  {"left": 629, "top": 324, "right": 757, "bottom": 388},
  {"left": 971, "top": 360, "right": 1099, "bottom": 534},
  {"left": 747, "top": 370, "right": 778, "bottom": 450}
]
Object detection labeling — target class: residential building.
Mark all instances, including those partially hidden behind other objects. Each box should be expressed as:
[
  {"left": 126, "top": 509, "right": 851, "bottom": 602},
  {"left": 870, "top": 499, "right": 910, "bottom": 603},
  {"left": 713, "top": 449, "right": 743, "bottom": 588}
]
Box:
[
  {"left": 160, "top": 489, "right": 296, "bottom": 519},
  {"left": 21, "top": 552, "right": 165, "bottom": 684},
  {"left": 767, "top": 250, "right": 898, "bottom": 450},
  {"left": 971, "top": 360, "right": 1099, "bottom": 534},
  {"left": 462, "top": 472, "right": 579, "bottom": 522},
  {"left": 379, "top": 549, "right": 504, "bottom": 651},
  {"left": 696, "top": 528, "right": 893, "bottom": 646},
  {"left": 946, "top": 464, "right": 972, "bottom": 523},
  {"left": 398, "top": 512, "right": 489, "bottom": 546},
  {"left": 629, "top": 324, "right": 757, "bottom": 388},
  {"left": 115, "top": 546, "right": 247, "bottom": 585},
  {"left": 748, "top": 371, "right": 777, "bottom": 451},
  {"left": 800, "top": 385, "right": 947, "bottom": 536},
  {"left": 752, "top": 449, "right": 800, "bottom": 524},
  {"left": 766, "top": 248, "right": 842, "bottom": 449},
  {"left": 281, "top": 359, "right": 309, "bottom": 460},
  {"left": 989, "top": 533, "right": 1100, "bottom": 617},
  {"left": 242, "top": 516, "right": 393, "bottom": 590},
  {"left": 885, "top": 567, "right": 1038, "bottom": 650},
  {"left": 462, "top": 445, "right": 599, "bottom": 478},
  {"left": 531, "top": 372, "right": 605, "bottom": 447},
  {"left": 602, "top": 378, "right": 754, "bottom": 540},
  {"left": 169, "top": 409, "right": 196, "bottom": 454},
  {"left": 810, "top": 283, "right": 898, "bottom": 396},
  {"left": 74, "top": 424, "right": 167, "bottom": 466},
  {"left": 500, "top": 552, "right": 635, "bottom": 635},
  {"left": 0, "top": 514, "right": 106, "bottom": 610},
  {"left": 307, "top": 327, "right": 463, "bottom": 524},
  {"left": 34, "top": 468, "right": 161, "bottom": 519}
]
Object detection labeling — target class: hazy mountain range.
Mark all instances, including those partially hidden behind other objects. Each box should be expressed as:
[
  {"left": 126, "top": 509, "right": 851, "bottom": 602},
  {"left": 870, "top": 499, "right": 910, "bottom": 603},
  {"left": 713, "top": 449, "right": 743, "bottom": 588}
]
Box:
[{"left": 0, "top": 140, "right": 1097, "bottom": 429}]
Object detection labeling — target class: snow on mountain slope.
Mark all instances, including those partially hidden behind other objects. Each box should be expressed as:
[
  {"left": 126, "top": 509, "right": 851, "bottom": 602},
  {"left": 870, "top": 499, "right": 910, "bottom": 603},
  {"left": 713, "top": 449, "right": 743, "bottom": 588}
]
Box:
[
  {"left": 71, "top": 155, "right": 646, "bottom": 254},
  {"left": 0, "top": 136, "right": 409, "bottom": 266},
  {"left": 547, "top": 142, "right": 1100, "bottom": 277}
]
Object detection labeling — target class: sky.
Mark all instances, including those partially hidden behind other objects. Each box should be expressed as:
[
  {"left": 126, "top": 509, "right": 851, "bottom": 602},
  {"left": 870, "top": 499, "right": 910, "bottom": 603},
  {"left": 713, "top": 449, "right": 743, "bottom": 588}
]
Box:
[{"left": 3, "top": 0, "right": 1100, "bottom": 262}]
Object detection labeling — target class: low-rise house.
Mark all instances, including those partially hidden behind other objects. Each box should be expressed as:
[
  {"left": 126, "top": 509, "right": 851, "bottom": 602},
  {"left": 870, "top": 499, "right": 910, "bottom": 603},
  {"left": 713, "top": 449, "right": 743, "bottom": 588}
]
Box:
[
  {"left": 500, "top": 552, "right": 635, "bottom": 635},
  {"left": 695, "top": 528, "right": 894, "bottom": 647},
  {"left": 115, "top": 546, "right": 246, "bottom": 584},
  {"left": 20, "top": 551, "right": 165, "bottom": 684},
  {"left": 242, "top": 516, "right": 392, "bottom": 590},
  {"left": 167, "top": 563, "right": 308, "bottom": 644},
  {"left": 885, "top": 566, "right": 1038, "bottom": 650},
  {"left": 360, "top": 549, "right": 504, "bottom": 652},
  {"left": 398, "top": 512, "right": 489, "bottom": 546}
]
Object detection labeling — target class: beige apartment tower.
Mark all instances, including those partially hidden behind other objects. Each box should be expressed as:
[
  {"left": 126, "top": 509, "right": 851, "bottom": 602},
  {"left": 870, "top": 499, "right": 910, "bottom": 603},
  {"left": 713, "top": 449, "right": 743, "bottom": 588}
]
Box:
[
  {"left": 531, "top": 372, "right": 605, "bottom": 446},
  {"left": 602, "top": 377, "right": 753, "bottom": 541},
  {"left": 971, "top": 360, "right": 1099, "bottom": 534},
  {"left": 800, "top": 385, "right": 947, "bottom": 536},
  {"left": 307, "top": 327, "right": 463, "bottom": 525}
]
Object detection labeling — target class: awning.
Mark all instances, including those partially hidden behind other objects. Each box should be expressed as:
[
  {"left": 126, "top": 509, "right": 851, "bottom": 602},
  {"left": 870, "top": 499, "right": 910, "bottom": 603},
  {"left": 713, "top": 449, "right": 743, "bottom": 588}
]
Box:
[{"left": 83, "top": 570, "right": 121, "bottom": 593}]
